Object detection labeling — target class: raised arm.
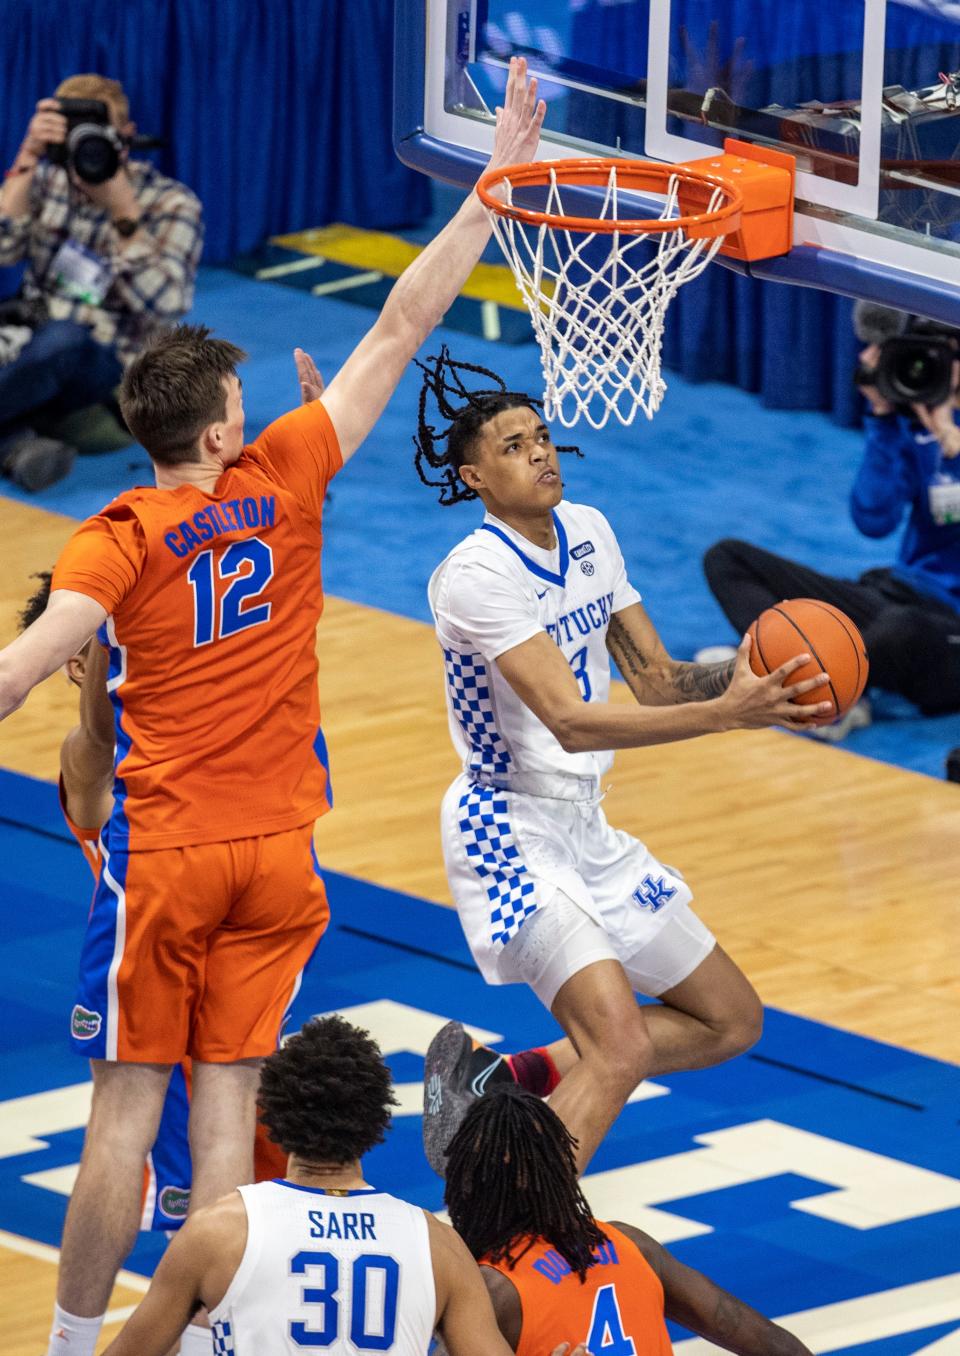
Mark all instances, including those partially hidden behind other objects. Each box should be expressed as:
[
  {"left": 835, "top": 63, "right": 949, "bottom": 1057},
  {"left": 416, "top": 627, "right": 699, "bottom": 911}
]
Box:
[
  {"left": 60, "top": 636, "right": 116, "bottom": 830},
  {"left": 611, "top": 1221, "right": 813, "bottom": 1356},
  {"left": 496, "top": 626, "right": 833, "bottom": 752},
  {"left": 0, "top": 590, "right": 107, "bottom": 720},
  {"left": 321, "top": 57, "right": 545, "bottom": 463}
]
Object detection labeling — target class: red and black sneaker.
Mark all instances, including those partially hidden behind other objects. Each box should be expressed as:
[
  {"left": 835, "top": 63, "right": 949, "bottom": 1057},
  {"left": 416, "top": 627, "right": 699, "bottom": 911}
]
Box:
[{"left": 422, "top": 1021, "right": 514, "bottom": 1176}]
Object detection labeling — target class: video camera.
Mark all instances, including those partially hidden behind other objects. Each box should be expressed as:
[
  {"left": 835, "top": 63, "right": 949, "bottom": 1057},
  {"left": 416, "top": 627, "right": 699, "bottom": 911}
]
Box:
[
  {"left": 46, "top": 98, "right": 163, "bottom": 185},
  {"left": 854, "top": 302, "right": 959, "bottom": 411}
]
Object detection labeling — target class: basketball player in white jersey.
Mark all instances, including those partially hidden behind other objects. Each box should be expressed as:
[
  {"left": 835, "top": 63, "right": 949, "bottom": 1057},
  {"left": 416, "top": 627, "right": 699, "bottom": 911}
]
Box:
[
  {"left": 104, "top": 1014, "right": 583, "bottom": 1356},
  {"left": 415, "top": 351, "right": 834, "bottom": 1176}
]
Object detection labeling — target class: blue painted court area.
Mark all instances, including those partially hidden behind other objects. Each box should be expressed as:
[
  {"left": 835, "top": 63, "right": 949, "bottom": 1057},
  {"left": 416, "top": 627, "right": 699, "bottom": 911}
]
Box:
[
  {"left": 4, "top": 266, "right": 959, "bottom": 776},
  {"left": 2, "top": 767, "right": 960, "bottom": 1352}
]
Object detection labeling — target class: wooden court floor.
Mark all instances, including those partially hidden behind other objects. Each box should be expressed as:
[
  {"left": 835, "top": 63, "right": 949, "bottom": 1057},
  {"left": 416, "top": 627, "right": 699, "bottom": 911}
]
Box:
[{"left": 2, "top": 496, "right": 959, "bottom": 1351}]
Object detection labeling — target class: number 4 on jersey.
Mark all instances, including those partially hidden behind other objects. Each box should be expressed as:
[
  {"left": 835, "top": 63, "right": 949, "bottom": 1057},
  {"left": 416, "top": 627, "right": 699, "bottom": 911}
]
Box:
[
  {"left": 587, "top": 1284, "right": 637, "bottom": 1356},
  {"left": 187, "top": 538, "right": 275, "bottom": 647}
]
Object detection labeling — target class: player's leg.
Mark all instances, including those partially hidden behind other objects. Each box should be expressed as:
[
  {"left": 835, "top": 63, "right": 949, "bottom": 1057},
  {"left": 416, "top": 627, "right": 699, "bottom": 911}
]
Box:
[
  {"left": 48, "top": 838, "right": 233, "bottom": 1356},
  {"left": 626, "top": 941, "right": 763, "bottom": 1075},
  {"left": 194, "top": 822, "right": 330, "bottom": 1200},
  {"left": 703, "top": 538, "right": 886, "bottom": 635},
  {"left": 423, "top": 880, "right": 652, "bottom": 1175},
  {"left": 860, "top": 602, "right": 960, "bottom": 713},
  {"left": 50, "top": 1060, "right": 172, "bottom": 1353},
  {"left": 546, "top": 951, "right": 659, "bottom": 1173},
  {"left": 188, "top": 1058, "right": 263, "bottom": 1210}
]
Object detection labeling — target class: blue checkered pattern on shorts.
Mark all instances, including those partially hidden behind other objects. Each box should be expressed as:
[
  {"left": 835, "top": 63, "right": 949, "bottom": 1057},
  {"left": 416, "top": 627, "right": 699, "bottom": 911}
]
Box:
[
  {"left": 459, "top": 784, "right": 536, "bottom": 947},
  {"left": 444, "top": 649, "right": 512, "bottom": 776},
  {"left": 212, "top": 1319, "right": 235, "bottom": 1354}
]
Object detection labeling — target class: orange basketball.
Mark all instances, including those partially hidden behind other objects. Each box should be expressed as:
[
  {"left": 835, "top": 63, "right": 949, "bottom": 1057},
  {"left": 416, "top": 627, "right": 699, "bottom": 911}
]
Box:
[{"left": 747, "top": 598, "right": 869, "bottom": 726}]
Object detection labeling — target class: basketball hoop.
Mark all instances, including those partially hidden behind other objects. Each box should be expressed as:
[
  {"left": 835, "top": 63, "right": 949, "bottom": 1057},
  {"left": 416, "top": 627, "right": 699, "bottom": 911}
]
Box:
[{"left": 477, "top": 143, "right": 794, "bottom": 429}]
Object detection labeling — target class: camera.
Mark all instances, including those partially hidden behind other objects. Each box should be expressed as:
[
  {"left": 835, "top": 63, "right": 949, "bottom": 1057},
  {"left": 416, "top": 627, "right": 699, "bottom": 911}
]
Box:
[
  {"left": 855, "top": 334, "right": 958, "bottom": 411},
  {"left": 46, "top": 98, "right": 126, "bottom": 185}
]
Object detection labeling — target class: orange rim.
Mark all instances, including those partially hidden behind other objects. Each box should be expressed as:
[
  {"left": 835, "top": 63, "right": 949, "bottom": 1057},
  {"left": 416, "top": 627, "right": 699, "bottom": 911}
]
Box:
[{"left": 477, "top": 157, "right": 743, "bottom": 239}]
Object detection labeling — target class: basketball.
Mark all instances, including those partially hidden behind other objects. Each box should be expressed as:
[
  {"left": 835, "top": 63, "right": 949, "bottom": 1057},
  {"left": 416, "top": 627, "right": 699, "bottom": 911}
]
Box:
[{"left": 747, "top": 599, "right": 869, "bottom": 725}]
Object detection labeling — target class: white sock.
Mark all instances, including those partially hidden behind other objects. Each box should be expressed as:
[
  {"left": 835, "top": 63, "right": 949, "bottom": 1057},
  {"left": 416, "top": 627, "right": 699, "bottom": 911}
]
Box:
[
  {"left": 179, "top": 1322, "right": 214, "bottom": 1354},
  {"left": 47, "top": 1304, "right": 104, "bottom": 1356}
]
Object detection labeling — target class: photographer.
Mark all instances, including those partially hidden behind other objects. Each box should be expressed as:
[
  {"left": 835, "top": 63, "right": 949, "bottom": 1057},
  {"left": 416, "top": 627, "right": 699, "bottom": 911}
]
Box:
[
  {"left": 702, "top": 302, "right": 960, "bottom": 729},
  {"left": 0, "top": 74, "right": 202, "bottom": 490}
]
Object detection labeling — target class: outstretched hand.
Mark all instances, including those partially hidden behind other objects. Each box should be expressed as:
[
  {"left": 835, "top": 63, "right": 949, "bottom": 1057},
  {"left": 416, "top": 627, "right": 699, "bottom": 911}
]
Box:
[
  {"left": 912, "top": 371, "right": 960, "bottom": 458},
  {"left": 487, "top": 56, "right": 547, "bottom": 173},
  {"left": 294, "top": 347, "right": 325, "bottom": 404},
  {"left": 716, "top": 632, "right": 834, "bottom": 731}
]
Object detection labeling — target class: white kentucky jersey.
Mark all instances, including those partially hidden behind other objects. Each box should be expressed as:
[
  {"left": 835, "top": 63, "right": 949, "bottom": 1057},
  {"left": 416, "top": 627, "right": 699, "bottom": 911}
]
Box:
[
  {"left": 208, "top": 1182, "right": 436, "bottom": 1355},
  {"left": 429, "top": 500, "right": 641, "bottom": 795}
]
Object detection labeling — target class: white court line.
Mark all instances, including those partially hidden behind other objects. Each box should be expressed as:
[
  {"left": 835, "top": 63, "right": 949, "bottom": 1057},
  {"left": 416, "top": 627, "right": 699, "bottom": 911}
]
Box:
[
  {"left": 103, "top": 1305, "right": 139, "bottom": 1325},
  {"left": 255, "top": 256, "right": 328, "bottom": 280},
  {"left": 0, "top": 1228, "right": 149, "bottom": 1292},
  {"left": 674, "top": 1273, "right": 960, "bottom": 1355},
  {"left": 311, "top": 270, "right": 384, "bottom": 296}
]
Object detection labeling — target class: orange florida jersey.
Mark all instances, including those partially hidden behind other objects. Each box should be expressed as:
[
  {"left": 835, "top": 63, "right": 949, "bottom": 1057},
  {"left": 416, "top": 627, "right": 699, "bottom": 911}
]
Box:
[
  {"left": 58, "top": 775, "right": 104, "bottom": 883},
  {"left": 51, "top": 401, "right": 341, "bottom": 851},
  {"left": 484, "top": 1222, "right": 673, "bottom": 1356}
]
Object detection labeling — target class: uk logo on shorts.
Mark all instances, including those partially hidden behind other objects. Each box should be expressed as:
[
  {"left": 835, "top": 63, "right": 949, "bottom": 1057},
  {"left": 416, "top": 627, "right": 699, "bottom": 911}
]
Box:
[
  {"left": 632, "top": 875, "right": 678, "bottom": 912},
  {"left": 70, "top": 1004, "right": 102, "bottom": 1040}
]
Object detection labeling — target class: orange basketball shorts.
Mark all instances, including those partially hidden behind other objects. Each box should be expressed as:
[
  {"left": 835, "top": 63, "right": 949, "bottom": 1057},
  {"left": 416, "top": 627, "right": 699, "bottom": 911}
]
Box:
[{"left": 70, "top": 823, "right": 330, "bottom": 1063}]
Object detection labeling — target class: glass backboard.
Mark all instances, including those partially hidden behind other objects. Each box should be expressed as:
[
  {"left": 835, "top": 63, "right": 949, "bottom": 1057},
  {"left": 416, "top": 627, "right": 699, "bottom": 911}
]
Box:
[{"left": 394, "top": 0, "right": 960, "bottom": 324}]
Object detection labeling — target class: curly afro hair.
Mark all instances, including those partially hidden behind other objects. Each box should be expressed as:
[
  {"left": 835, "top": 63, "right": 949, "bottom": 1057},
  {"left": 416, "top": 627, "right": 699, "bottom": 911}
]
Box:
[
  {"left": 19, "top": 572, "right": 52, "bottom": 632},
  {"left": 257, "top": 1014, "right": 399, "bottom": 1165}
]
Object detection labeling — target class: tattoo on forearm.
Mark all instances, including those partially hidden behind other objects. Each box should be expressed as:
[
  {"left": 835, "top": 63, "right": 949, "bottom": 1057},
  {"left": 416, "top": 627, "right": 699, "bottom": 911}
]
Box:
[
  {"left": 607, "top": 615, "right": 650, "bottom": 679},
  {"left": 712, "top": 1291, "right": 745, "bottom": 1340},
  {"left": 671, "top": 658, "right": 736, "bottom": 702}
]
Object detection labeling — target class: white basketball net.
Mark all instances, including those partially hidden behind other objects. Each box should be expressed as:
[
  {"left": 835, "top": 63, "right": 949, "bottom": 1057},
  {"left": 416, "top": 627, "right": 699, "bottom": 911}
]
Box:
[{"left": 485, "top": 164, "right": 731, "bottom": 429}]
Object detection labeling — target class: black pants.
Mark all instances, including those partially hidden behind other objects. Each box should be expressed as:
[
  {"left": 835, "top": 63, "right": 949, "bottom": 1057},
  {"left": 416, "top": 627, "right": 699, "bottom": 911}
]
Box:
[{"left": 703, "top": 538, "right": 960, "bottom": 715}]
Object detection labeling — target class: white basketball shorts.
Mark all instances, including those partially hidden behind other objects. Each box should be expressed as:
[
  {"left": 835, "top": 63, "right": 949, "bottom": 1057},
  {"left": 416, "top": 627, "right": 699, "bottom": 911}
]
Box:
[{"left": 441, "top": 774, "right": 715, "bottom": 1009}]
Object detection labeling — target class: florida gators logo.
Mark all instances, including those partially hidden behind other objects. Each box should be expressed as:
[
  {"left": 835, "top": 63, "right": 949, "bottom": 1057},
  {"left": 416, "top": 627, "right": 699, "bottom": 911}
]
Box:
[
  {"left": 70, "top": 1004, "right": 102, "bottom": 1040},
  {"left": 158, "top": 1185, "right": 191, "bottom": 1219}
]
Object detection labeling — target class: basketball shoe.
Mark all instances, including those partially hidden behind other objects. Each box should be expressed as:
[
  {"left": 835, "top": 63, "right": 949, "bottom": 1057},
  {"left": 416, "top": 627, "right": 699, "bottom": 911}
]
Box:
[{"left": 422, "top": 1021, "right": 517, "bottom": 1176}]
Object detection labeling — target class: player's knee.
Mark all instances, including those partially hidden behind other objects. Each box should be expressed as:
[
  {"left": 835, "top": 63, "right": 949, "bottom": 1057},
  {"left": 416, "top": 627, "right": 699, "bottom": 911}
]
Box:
[
  {"left": 715, "top": 989, "right": 764, "bottom": 1060},
  {"left": 581, "top": 1009, "right": 654, "bottom": 1093},
  {"left": 703, "top": 537, "right": 743, "bottom": 585}
]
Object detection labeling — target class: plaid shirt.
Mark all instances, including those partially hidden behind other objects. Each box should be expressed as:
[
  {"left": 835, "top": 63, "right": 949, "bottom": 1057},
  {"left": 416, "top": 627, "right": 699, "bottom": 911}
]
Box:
[{"left": 0, "top": 159, "right": 203, "bottom": 367}]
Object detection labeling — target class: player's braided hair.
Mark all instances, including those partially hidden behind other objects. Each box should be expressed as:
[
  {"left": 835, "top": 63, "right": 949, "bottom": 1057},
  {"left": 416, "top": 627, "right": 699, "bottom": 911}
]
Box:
[
  {"left": 257, "top": 1015, "right": 399, "bottom": 1165},
  {"left": 413, "top": 347, "right": 580, "bottom": 506},
  {"left": 444, "top": 1085, "right": 607, "bottom": 1281},
  {"left": 18, "top": 572, "right": 52, "bottom": 632}
]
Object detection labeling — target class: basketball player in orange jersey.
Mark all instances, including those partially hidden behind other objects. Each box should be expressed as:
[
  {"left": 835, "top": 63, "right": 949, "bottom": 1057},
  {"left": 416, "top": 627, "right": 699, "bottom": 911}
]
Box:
[
  {"left": 18, "top": 569, "right": 286, "bottom": 1350},
  {"left": 0, "top": 58, "right": 547, "bottom": 1356},
  {"left": 445, "top": 1088, "right": 813, "bottom": 1356}
]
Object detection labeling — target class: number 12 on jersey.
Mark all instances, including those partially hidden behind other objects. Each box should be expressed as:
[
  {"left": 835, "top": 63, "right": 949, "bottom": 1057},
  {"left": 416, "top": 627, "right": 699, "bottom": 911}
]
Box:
[{"left": 187, "top": 538, "right": 275, "bottom": 647}]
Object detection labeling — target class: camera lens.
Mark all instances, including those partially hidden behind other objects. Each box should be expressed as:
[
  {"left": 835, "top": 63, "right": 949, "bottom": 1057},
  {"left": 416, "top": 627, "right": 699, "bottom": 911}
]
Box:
[
  {"left": 69, "top": 127, "right": 119, "bottom": 185},
  {"left": 891, "top": 350, "right": 932, "bottom": 399}
]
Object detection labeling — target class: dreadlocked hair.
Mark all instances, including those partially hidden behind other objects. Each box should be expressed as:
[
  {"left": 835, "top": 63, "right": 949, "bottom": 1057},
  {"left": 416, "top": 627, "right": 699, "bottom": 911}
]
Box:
[
  {"left": 19, "top": 572, "right": 53, "bottom": 632},
  {"left": 444, "top": 1085, "right": 607, "bottom": 1281},
  {"left": 413, "top": 347, "right": 580, "bottom": 506}
]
